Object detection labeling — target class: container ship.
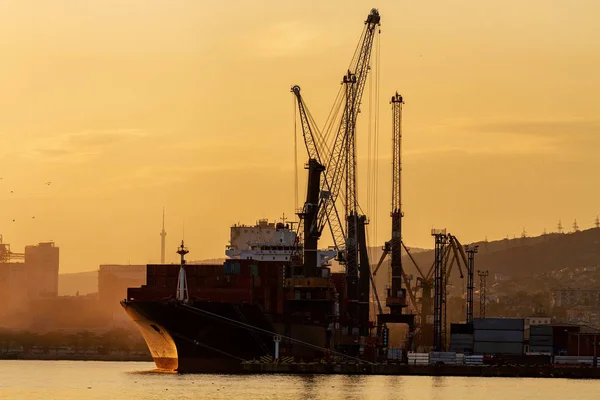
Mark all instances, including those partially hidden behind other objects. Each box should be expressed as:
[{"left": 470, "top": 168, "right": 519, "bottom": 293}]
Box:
[
  {"left": 122, "top": 8, "right": 416, "bottom": 373},
  {"left": 121, "top": 215, "right": 347, "bottom": 373}
]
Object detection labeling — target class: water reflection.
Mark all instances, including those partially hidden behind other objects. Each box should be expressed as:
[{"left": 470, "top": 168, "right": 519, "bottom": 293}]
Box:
[{"left": 2, "top": 361, "right": 600, "bottom": 400}]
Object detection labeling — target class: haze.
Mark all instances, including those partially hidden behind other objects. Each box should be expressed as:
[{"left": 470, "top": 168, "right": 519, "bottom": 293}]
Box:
[{"left": 1, "top": 0, "right": 599, "bottom": 273}]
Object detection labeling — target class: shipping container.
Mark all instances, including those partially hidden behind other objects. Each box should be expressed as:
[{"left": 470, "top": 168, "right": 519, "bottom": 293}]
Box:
[
  {"left": 451, "top": 323, "right": 474, "bottom": 334},
  {"left": 429, "top": 352, "right": 457, "bottom": 365},
  {"left": 529, "top": 345, "right": 553, "bottom": 353},
  {"left": 474, "top": 318, "right": 524, "bottom": 331},
  {"left": 465, "top": 355, "right": 484, "bottom": 365},
  {"left": 554, "top": 356, "right": 594, "bottom": 365},
  {"left": 530, "top": 325, "right": 553, "bottom": 336},
  {"left": 449, "top": 344, "right": 474, "bottom": 353},
  {"left": 451, "top": 333, "right": 474, "bottom": 342},
  {"left": 474, "top": 329, "right": 524, "bottom": 343},
  {"left": 530, "top": 337, "right": 553, "bottom": 346},
  {"left": 474, "top": 341, "right": 523, "bottom": 355},
  {"left": 450, "top": 333, "right": 474, "bottom": 354}
]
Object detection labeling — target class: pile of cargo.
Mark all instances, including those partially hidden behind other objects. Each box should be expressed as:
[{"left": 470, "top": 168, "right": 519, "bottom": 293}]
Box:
[
  {"left": 530, "top": 325, "right": 553, "bottom": 354},
  {"left": 387, "top": 348, "right": 403, "bottom": 361},
  {"left": 554, "top": 356, "right": 595, "bottom": 366},
  {"left": 473, "top": 318, "right": 524, "bottom": 355},
  {"left": 464, "top": 355, "right": 484, "bottom": 366},
  {"left": 407, "top": 352, "right": 428, "bottom": 365},
  {"left": 429, "top": 352, "right": 458, "bottom": 365}
]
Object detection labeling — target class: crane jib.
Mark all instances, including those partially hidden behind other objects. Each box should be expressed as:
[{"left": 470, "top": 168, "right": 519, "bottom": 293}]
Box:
[{"left": 291, "top": 9, "right": 381, "bottom": 256}]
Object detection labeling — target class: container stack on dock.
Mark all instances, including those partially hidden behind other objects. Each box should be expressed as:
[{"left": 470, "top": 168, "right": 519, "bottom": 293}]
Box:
[
  {"left": 387, "top": 348, "right": 403, "bottom": 361},
  {"left": 449, "top": 323, "right": 474, "bottom": 354},
  {"left": 529, "top": 325, "right": 553, "bottom": 354},
  {"left": 464, "top": 354, "right": 484, "bottom": 366},
  {"left": 429, "top": 352, "right": 457, "bottom": 365},
  {"left": 554, "top": 356, "right": 595, "bottom": 366},
  {"left": 407, "top": 352, "right": 429, "bottom": 366},
  {"left": 473, "top": 318, "right": 524, "bottom": 355}
]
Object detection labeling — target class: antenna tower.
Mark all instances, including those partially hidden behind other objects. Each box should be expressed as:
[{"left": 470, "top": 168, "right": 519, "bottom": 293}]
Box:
[{"left": 573, "top": 219, "right": 579, "bottom": 232}]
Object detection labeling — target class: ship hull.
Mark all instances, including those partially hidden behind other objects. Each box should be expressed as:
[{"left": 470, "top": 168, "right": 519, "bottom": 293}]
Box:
[{"left": 122, "top": 299, "right": 281, "bottom": 373}]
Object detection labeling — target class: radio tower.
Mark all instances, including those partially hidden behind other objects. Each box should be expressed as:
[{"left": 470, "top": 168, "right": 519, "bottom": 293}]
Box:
[
  {"left": 557, "top": 219, "right": 564, "bottom": 234},
  {"left": 478, "top": 270, "right": 489, "bottom": 318},
  {"left": 573, "top": 219, "right": 580, "bottom": 233},
  {"left": 160, "top": 207, "right": 167, "bottom": 264}
]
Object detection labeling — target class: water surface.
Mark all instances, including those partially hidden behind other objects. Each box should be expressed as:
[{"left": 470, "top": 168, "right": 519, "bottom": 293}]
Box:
[{"left": 1, "top": 360, "right": 599, "bottom": 400}]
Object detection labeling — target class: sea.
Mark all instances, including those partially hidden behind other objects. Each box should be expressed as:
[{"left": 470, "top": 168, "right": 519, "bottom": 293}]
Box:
[{"left": 1, "top": 360, "right": 599, "bottom": 400}]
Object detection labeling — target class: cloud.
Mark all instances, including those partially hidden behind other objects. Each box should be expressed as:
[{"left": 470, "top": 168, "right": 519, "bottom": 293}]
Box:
[
  {"left": 406, "top": 118, "right": 600, "bottom": 158},
  {"left": 460, "top": 118, "right": 600, "bottom": 138},
  {"left": 30, "top": 128, "right": 147, "bottom": 162}
]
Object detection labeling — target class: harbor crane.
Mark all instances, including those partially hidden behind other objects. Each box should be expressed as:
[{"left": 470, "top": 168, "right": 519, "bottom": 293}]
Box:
[{"left": 292, "top": 8, "right": 381, "bottom": 347}]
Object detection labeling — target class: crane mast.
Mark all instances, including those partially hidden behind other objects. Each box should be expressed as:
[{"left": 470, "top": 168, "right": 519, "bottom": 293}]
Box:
[
  {"left": 290, "top": 8, "right": 380, "bottom": 265},
  {"left": 341, "top": 9, "right": 380, "bottom": 338},
  {"left": 291, "top": 8, "right": 381, "bottom": 352},
  {"left": 388, "top": 93, "right": 407, "bottom": 313}
]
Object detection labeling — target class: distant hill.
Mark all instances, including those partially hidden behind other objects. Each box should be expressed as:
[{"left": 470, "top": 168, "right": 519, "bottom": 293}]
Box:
[
  {"left": 58, "top": 271, "right": 98, "bottom": 296},
  {"left": 61, "top": 229, "right": 600, "bottom": 298},
  {"left": 58, "top": 258, "right": 229, "bottom": 296},
  {"left": 400, "top": 228, "right": 600, "bottom": 279}
]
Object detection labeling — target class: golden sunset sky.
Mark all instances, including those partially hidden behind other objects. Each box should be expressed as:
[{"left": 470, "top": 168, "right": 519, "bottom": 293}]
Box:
[{"left": 1, "top": 1, "right": 599, "bottom": 273}]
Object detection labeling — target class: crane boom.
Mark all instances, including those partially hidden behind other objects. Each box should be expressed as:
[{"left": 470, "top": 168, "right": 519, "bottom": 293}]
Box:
[
  {"left": 291, "top": 9, "right": 380, "bottom": 259},
  {"left": 291, "top": 86, "right": 345, "bottom": 253}
]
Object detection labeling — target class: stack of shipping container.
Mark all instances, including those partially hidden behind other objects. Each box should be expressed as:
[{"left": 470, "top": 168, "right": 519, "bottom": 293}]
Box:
[
  {"left": 473, "top": 318, "right": 524, "bottom": 355},
  {"left": 529, "top": 325, "right": 553, "bottom": 354},
  {"left": 449, "top": 323, "right": 474, "bottom": 354}
]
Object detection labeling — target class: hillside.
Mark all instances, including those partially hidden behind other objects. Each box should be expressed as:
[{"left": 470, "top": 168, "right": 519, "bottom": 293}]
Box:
[
  {"left": 400, "top": 228, "right": 600, "bottom": 279},
  {"left": 57, "top": 258, "right": 228, "bottom": 296},
  {"left": 58, "top": 271, "right": 98, "bottom": 296}
]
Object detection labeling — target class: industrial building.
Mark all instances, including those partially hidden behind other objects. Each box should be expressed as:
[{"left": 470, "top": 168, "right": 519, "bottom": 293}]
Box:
[
  {"left": 0, "top": 236, "right": 60, "bottom": 316},
  {"left": 98, "top": 264, "right": 146, "bottom": 320}
]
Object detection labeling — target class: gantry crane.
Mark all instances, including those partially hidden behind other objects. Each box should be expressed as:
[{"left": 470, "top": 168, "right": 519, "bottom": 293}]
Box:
[{"left": 374, "top": 231, "right": 470, "bottom": 350}]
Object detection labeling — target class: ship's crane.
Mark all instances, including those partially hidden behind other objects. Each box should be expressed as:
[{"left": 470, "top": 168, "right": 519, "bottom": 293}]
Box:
[
  {"left": 291, "top": 9, "right": 381, "bottom": 266},
  {"left": 292, "top": 9, "right": 381, "bottom": 345}
]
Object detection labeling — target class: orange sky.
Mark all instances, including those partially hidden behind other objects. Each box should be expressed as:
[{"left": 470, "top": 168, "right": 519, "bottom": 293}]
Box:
[{"left": 1, "top": 1, "right": 599, "bottom": 273}]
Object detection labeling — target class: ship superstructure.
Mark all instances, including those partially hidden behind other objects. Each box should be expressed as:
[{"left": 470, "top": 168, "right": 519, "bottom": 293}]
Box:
[{"left": 225, "top": 218, "right": 336, "bottom": 265}]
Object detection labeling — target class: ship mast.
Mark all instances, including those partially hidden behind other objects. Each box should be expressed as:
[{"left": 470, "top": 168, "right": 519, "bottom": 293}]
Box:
[
  {"left": 176, "top": 240, "right": 189, "bottom": 302},
  {"left": 160, "top": 207, "right": 167, "bottom": 264}
]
